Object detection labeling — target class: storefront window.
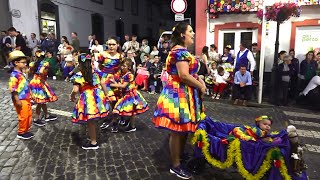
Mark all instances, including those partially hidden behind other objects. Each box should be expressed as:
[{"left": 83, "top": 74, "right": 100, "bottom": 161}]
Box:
[
  {"left": 241, "top": 32, "right": 253, "bottom": 49},
  {"left": 40, "top": 11, "right": 56, "bottom": 34}
]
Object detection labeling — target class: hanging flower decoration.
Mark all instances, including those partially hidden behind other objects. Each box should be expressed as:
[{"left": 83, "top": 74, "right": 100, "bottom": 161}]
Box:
[{"left": 256, "top": 2, "right": 301, "bottom": 23}]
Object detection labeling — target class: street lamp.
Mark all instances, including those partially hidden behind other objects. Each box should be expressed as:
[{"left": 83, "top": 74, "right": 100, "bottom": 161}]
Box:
[{"left": 257, "top": 2, "right": 301, "bottom": 105}]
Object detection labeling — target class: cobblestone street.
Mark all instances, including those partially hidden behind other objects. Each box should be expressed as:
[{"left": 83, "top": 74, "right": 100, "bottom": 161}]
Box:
[{"left": 0, "top": 69, "right": 319, "bottom": 180}]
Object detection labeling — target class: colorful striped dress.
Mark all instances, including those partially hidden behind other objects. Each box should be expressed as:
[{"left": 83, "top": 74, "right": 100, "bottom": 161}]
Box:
[
  {"left": 113, "top": 72, "right": 149, "bottom": 116},
  {"left": 153, "top": 46, "right": 205, "bottom": 133},
  {"left": 29, "top": 61, "right": 58, "bottom": 104},
  {"left": 97, "top": 52, "right": 123, "bottom": 102},
  {"left": 70, "top": 72, "right": 110, "bottom": 123}
]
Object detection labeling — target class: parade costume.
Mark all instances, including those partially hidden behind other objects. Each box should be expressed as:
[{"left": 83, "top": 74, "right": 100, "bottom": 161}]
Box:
[
  {"left": 97, "top": 52, "right": 123, "bottom": 102},
  {"left": 191, "top": 117, "right": 308, "bottom": 180},
  {"left": 9, "top": 70, "right": 32, "bottom": 135},
  {"left": 70, "top": 72, "right": 110, "bottom": 123},
  {"left": 29, "top": 61, "right": 58, "bottom": 103},
  {"left": 153, "top": 46, "right": 205, "bottom": 133},
  {"left": 113, "top": 72, "right": 148, "bottom": 116}
]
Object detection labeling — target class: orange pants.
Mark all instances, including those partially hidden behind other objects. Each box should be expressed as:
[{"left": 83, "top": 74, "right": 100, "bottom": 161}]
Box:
[{"left": 14, "top": 99, "right": 32, "bottom": 134}]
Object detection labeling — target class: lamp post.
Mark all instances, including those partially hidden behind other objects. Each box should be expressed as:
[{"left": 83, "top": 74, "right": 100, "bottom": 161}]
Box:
[{"left": 270, "top": 21, "right": 281, "bottom": 105}]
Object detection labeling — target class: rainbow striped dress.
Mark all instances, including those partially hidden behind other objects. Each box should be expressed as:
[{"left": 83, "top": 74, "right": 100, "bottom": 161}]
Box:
[
  {"left": 98, "top": 52, "right": 123, "bottom": 102},
  {"left": 113, "top": 72, "right": 149, "bottom": 116},
  {"left": 152, "top": 46, "right": 205, "bottom": 133},
  {"left": 70, "top": 72, "right": 110, "bottom": 123},
  {"left": 29, "top": 61, "right": 58, "bottom": 104}
]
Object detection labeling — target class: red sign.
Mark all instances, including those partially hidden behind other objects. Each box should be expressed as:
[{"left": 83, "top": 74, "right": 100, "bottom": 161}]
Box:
[{"left": 171, "top": 0, "right": 187, "bottom": 14}]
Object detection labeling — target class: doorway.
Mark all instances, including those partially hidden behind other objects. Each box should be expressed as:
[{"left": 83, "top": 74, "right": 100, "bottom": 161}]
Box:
[
  {"left": 92, "top": 13, "right": 104, "bottom": 44},
  {"left": 39, "top": 0, "right": 60, "bottom": 37},
  {"left": 218, "top": 29, "right": 258, "bottom": 55},
  {"left": 115, "top": 19, "right": 124, "bottom": 44}
]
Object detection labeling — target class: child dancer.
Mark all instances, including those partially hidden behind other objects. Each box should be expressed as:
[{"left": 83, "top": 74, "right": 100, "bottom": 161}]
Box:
[
  {"left": 98, "top": 37, "right": 124, "bottom": 130},
  {"left": 205, "top": 61, "right": 217, "bottom": 96},
  {"left": 70, "top": 54, "right": 110, "bottom": 149},
  {"left": 29, "top": 50, "right": 58, "bottom": 126},
  {"left": 110, "top": 58, "right": 149, "bottom": 132},
  {"left": 8, "top": 51, "right": 34, "bottom": 139}
]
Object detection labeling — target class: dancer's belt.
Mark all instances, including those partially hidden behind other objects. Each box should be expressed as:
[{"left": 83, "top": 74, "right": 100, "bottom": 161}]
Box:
[
  {"left": 169, "top": 74, "right": 199, "bottom": 82},
  {"left": 80, "top": 84, "right": 99, "bottom": 93}
]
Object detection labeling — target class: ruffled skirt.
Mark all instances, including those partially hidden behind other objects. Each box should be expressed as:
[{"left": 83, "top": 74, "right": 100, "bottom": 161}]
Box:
[
  {"left": 29, "top": 75, "right": 58, "bottom": 104},
  {"left": 72, "top": 88, "right": 110, "bottom": 123},
  {"left": 113, "top": 90, "right": 148, "bottom": 116}
]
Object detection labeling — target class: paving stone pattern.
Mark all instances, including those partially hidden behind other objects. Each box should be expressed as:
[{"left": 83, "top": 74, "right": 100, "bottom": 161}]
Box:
[{"left": 0, "top": 70, "right": 319, "bottom": 179}]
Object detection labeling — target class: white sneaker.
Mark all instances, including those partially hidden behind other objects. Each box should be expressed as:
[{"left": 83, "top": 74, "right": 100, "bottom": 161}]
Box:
[{"left": 4, "top": 65, "right": 10, "bottom": 69}]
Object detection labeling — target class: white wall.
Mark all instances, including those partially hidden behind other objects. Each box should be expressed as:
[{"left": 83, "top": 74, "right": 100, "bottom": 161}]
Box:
[
  {"left": 9, "top": 0, "right": 39, "bottom": 38},
  {"left": 52, "top": 0, "right": 168, "bottom": 47}
]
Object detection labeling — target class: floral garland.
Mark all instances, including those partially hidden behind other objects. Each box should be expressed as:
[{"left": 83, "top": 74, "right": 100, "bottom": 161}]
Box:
[
  {"left": 256, "top": 2, "right": 301, "bottom": 23},
  {"left": 192, "top": 129, "right": 292, "bottom": 180}
]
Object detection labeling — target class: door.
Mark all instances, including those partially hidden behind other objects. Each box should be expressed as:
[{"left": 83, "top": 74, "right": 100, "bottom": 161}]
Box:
[
  {"left": 218, "top": 29, "right": 258, "bottom": 55},
  {"left": 92, "top": 13, "right": 104, "bottom": 44},
  {"left": 115, "top": 19, "right": 124, "bottom": 43}
]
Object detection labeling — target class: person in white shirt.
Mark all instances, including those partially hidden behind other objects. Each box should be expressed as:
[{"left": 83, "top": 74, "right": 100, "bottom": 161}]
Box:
[
  {"left": 208, "top": 44, "right": 219, "bottom": 63},
  {"left": 150, "top": 46, "right": 159, "bottom": 59},
  {"left": 28, "top": 33, "right": 38, "bottom": 57},
  {"left": 128, "top": 35, "right": 139, "bottom": 54},
  {"left": 234, "top": 42, "right": 256, "bottom": 76},
  {"left": 212, "top": 66, "right": 230, "bottom": 99},
  {"left": 122, "top": 34, "right": 130, "bottom": 53},
  {"left": 88, "top": 34, "right": 95, "bottom": 51},
  {"left": 90, "top": 39, "right": 104, "bottom": 60},
  {"left": 127, "top": 50, "right": 137, "bottom": 73},
  {"left": 139, "top": 39, "right": 150, "bottom": 63}
]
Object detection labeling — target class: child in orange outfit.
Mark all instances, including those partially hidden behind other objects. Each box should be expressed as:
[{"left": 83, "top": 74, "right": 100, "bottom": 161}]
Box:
[{"left": 8, "top": 50, "right": 34, "bottom": 140}]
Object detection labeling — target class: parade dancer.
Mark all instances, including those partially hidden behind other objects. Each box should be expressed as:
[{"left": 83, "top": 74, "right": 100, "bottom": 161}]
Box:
[
  {"left": 110, "top": 58, "right": 149, "bottom": 132},
  {"left": 98, "top": 37, "right": 124, "bottom": 130},
  {"left": 153, "top": 22, "right": 206, "bottom": 179},
  {"left": 29, "top": 50, "right": 58, "bottom": 126},
  {"left": 8, "top": 51, "right": 34, "bottom": 139},
  {"left": 69, "top": 54, "right": 110, "bottom": 150}
]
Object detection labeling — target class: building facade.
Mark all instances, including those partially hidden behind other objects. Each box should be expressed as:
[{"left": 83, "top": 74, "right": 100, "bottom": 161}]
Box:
[
  {"left": 196, "top": 0, "right": 320, "bottom": 72},
  {"left": 3, "top": 0, "right": 174, "bottom": 47}
]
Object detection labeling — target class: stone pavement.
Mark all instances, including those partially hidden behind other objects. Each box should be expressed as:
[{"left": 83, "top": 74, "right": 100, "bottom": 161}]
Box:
[{"left": 0, "top": 69, "right": 319, "bottom": 180}]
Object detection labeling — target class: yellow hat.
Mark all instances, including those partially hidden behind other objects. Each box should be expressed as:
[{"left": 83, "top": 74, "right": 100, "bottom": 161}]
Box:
[
  {"left": 255, "top": 115, "right": 273, "bottom": 124},
  {"left": 8, "top": 50, "right": 29, "bottom": 62}
]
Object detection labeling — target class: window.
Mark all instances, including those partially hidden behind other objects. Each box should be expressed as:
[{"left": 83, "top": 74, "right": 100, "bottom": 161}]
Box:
[
  {"left": 115, "top": 0, "right": 124, "bottom": 11},
  {"left": 223, "top": 33, "right": 235, "bottom": 50},
  {"left": 132, "top": 24, "right": 139, "bottom": 36},
  {"left": 91, "top": 0, "right": 103, "bottom": 4},
  {"left": 131, "top": 0, "right": 138, "bottom": 16}
]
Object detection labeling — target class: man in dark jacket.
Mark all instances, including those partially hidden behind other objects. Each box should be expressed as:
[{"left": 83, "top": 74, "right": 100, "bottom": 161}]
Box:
[
  {"left": 8, "top": 27, "right": 31, "bottom": 57},
  {"left": 158, "top": 41, "right": 170, "bottom": 63}
]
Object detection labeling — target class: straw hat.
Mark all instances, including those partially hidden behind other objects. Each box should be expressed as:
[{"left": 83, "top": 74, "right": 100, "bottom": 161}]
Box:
[{"left": 8, "top": 50, "right": 29, "bottom": 62}]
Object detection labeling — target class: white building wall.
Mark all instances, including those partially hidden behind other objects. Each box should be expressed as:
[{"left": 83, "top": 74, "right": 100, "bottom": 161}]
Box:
[
  {"left": 52, "top": 0, "right": 166, "bottom": 47},
  {"left": 207, "top": 6, "right": 320, "bottom": 72},
  {"left": 9, "top": 0, "right": 39, "bottom": 38}
]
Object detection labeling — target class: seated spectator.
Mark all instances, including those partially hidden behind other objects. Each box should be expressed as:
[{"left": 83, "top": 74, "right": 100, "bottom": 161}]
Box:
[
  {"left": 299, "top": 51, "right": 317, "bottom": 90},
  {"left": 150, "top": 46, "right": 159, "bottom": 59},
  {"left": 279, "top": 55, "right": 294, "bottom": 106},
  {"left": 149, "top": 55, "right": 163, "bottom": 94},
  {"left": 45, "top": 51, "right": 58, "bottom": 77},
  {"left": 63, "top": 54, "right": 75, "bottom": 82},
  {"left": 205, "top": 61, "right": 218, "bottom": 96},
  {"left": 212, "top": 66, "right": 230, "bottom": 100},
  {"left": 233, "top": 65, "right": 252, "bottom": 106},
  {"left": 136, "top": 54, "right": 152, "bottom": 90},
  {"left": 90, "top": 39, "right": 104, "bottom": 60},
  {"left": 158, "top": 41, "right": 170, "bottom": 63},
  {"left": 316, "top": 52, "right": 320, "bottom": 75},
  {"left": 300, "top": 75, "right": 320, "bottom": 96},
  {"left": 160, "top": 64, "right": 168, "bottom": 89}
]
